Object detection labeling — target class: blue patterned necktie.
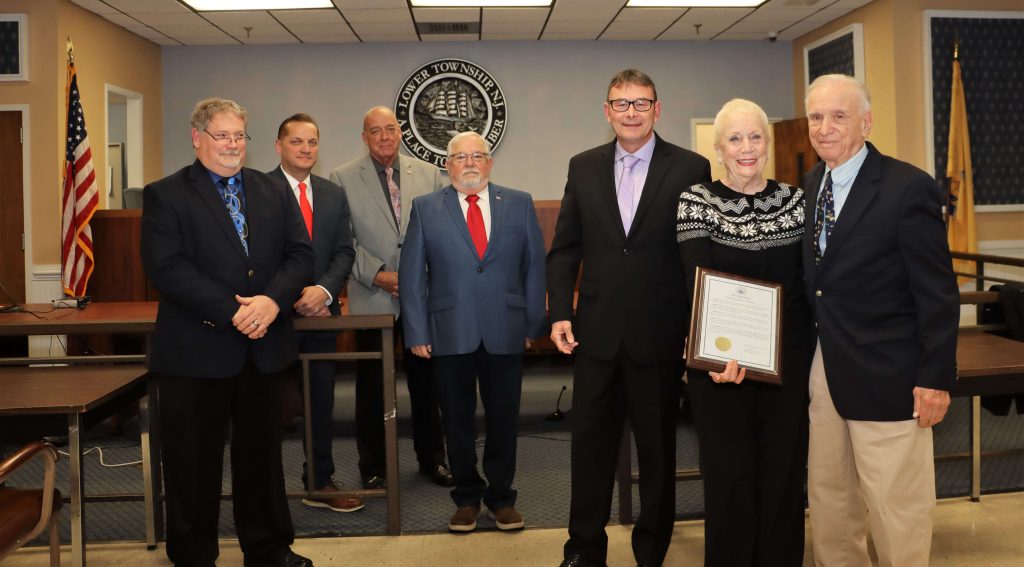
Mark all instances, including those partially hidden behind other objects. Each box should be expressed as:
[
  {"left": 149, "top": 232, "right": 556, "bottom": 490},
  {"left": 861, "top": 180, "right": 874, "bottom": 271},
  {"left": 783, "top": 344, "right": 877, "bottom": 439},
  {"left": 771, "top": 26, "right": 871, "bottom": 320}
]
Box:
[
  {"left": 814, "top": 171, "right": 834, "bottom": 264},
  {"left": 218, "top": 176, "right": 248, "bottom": 255}
]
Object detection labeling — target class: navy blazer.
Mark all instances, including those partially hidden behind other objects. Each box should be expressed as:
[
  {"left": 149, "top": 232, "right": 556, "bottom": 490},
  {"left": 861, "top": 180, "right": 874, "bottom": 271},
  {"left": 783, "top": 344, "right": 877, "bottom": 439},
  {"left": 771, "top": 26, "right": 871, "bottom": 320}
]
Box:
[
  {"left": 802, "top": 142, "right": 959, "bottom": 421},
  {"left": 141, "top": 160, "right": 313, "bottom": 378},
  {"left": 399, "top": 184, "right": 546, "bottom": 356},
  {"left": 267, "top": 167, "right": 355, "bottom": 315}
]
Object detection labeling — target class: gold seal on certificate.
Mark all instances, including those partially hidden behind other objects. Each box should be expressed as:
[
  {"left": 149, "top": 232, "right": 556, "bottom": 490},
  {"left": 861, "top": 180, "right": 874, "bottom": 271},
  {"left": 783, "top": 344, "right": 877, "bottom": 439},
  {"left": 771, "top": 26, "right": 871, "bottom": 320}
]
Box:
[{"left": 685, "top": 267, "right": 783, "bottom": 384}]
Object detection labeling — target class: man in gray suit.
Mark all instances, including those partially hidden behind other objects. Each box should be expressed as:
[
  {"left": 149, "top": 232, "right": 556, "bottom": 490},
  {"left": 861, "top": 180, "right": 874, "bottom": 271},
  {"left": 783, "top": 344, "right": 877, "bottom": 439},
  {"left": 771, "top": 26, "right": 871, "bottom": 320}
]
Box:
[
  {"left": 329, "top": 106, "right": 451, "bottom": 489},
  {"left": 268, "top": 113, "right": 362, "bottom": 514},
  {"left": 400, "top": 132, "right": 546, "bottom": 532}
]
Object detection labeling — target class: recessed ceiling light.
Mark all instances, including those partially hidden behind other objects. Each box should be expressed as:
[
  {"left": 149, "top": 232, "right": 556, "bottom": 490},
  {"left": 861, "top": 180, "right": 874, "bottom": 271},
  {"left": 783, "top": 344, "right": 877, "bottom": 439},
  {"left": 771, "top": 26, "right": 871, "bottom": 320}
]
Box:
[
  {"left": 626, "top": 0, "right": 766, "bottom": 7},
  {"left": 410, "top": 1, "right": 553, "bottom": 6},
  {"left": 182, "top": 0, "right": 333, "bottom": 11}
]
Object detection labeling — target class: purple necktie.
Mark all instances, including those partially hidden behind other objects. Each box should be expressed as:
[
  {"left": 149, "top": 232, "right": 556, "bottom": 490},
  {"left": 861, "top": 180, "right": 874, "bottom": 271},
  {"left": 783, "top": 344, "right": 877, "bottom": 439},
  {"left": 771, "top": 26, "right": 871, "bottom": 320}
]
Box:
[{"left": 618, "top": 155, "right": 641, "bottom": 232}]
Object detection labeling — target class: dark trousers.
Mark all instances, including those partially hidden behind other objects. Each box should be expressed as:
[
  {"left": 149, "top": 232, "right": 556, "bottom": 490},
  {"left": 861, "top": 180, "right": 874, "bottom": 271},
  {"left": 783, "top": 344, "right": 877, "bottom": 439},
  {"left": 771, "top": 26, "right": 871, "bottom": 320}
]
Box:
[
  {"left": 564, "top": 349, "right": 681, "bottom": 567},
  {"left": 158, "top": 362, "right": 294, "bottom": 567},
  {"left": 432, "top": 344, "right": 522, "bottom": 510},
  {"left": 688, "top": 345, "right": 812, "bottom": 567},
  {"left": 355, "top": 322, "right": 445, "bottom": 477},
  {"left": 296, "top": 330, "right": 338, "bottom": 489}
]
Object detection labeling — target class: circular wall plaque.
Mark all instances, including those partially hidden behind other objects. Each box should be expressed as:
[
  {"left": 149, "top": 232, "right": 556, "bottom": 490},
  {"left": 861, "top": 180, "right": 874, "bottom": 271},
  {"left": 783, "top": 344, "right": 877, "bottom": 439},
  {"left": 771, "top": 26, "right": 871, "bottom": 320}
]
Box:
[{"left": 395, "top": 58, "right": 507, "bottom": 170}]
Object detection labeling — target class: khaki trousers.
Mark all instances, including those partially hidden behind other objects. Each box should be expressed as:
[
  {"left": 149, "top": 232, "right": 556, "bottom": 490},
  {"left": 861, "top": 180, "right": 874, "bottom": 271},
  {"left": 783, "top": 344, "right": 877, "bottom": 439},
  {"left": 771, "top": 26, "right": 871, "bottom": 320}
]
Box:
[{"left": 808, "top": 343, "right": 935, "bottom": 567}]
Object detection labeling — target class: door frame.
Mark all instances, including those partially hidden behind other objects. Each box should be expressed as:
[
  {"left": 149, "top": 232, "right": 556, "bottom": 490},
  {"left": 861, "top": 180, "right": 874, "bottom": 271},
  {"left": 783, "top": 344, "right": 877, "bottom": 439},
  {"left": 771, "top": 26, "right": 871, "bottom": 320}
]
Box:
[{"left": 0, "top": 104, "right": 31, "bottom": 299}]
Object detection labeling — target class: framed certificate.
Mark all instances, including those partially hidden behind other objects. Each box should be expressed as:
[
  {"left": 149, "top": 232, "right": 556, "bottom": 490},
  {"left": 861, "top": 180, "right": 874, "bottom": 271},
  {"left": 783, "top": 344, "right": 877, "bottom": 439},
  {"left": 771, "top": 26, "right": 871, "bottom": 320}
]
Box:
[{"left": 685, "top": 267, "right": 783, "bottom": 385}]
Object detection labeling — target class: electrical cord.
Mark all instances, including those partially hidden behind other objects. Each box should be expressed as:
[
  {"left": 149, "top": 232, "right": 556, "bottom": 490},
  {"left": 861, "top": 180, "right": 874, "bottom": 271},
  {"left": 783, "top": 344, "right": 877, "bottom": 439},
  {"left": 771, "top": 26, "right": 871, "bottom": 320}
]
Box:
[{"left": 57, "top": 446, "right": 143, "bottom": 468}]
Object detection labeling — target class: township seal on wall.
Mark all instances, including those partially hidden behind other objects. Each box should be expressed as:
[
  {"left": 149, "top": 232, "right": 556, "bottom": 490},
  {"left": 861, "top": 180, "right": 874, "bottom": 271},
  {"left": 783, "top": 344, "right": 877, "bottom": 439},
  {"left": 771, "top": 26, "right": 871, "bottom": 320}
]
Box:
[{"left": 395, "top": 58, "right": 507, "bottom": 170}]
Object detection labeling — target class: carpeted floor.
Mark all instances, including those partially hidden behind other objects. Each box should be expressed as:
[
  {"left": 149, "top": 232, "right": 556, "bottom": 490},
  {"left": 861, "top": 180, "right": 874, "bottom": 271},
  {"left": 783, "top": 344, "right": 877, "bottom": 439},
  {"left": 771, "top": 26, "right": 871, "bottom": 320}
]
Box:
[{"left": 4, "top": 359, "right": 1023, "bottom": 545}]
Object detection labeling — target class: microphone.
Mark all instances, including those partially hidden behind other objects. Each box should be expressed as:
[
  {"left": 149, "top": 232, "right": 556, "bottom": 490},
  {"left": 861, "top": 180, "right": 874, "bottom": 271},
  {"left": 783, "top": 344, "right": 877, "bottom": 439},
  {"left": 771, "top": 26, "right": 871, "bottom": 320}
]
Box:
[
  {"left": 0, "top": 280, "right": 22, "bottom": 313},
  {"left": 546, "top": 385, "right": 568, "bottom": 422}
]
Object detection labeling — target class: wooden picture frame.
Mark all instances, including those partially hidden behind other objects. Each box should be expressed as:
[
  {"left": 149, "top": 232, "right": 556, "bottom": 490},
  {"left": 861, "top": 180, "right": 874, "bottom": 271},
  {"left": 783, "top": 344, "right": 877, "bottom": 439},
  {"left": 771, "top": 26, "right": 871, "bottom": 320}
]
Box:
[
  {"left": 804, "top": 23, "right": 863, "bottom": 88},
  {"left": 685, "top": 267, "right": 784, "bottom": 385},
  {"left": 0, "top": 14, "right": 28, "bottom": 82}
]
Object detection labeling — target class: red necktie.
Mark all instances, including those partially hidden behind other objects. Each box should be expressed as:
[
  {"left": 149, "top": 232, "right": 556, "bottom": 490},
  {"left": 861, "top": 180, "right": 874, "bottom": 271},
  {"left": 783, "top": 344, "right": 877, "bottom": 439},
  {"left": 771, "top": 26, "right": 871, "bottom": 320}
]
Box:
[
  {"left": 466, "top": 194, "right": 487, "bottom": 258},
  {"left": 297, "top": 181, "right": 313, "bottom": 240}
]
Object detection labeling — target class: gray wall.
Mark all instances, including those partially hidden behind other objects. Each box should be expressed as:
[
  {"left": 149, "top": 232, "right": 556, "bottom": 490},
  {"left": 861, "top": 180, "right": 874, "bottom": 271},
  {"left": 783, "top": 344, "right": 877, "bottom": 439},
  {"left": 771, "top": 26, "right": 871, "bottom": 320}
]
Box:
[{"left": 162, "top": 40, "right": 793, "bottom": 200}]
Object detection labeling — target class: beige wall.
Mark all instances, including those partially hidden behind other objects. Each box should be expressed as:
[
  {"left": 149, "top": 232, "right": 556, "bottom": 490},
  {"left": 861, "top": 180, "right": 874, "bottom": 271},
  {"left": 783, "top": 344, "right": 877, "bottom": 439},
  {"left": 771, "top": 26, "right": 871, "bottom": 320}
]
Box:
[
  {"left": 792, "top": 0, "right": 1024, "bottom": 244},
  {"left": 0, "top": 0, "right": 161, "bottom": 267}
]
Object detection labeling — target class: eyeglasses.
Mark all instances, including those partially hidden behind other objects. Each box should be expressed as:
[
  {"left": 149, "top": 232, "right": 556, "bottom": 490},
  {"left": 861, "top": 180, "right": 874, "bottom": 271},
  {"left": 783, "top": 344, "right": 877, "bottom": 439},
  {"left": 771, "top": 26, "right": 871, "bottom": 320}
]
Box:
[
  {"left": 607, "top": 98, "right": 655, "bottom": 112},
  {"left": 447, "top": 152, "right": 491, "bottom": 165},
  {"left": 204, "top": 129, "right": 251, "bottom": 144}
]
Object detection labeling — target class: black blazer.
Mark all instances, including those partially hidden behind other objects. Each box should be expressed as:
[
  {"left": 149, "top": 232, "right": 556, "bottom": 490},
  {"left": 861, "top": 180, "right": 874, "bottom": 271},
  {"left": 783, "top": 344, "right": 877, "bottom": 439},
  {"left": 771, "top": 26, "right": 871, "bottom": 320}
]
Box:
[
  {"left": 267, "top": 167, "right": 355, "bottom": 315},
  {"left": 547, "top": 135, "right": 711, "bottom": 364},
  {"left": 802, "top": 142, "right": 959, "bottom": 421},
  {"left": 141, "top": 160, "right": 313, "bottom": 378}
]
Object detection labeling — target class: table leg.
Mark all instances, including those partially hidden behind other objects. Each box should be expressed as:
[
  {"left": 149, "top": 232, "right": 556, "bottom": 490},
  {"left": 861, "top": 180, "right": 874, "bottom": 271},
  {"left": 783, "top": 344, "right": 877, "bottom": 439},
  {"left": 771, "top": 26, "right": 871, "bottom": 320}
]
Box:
[
  {"left": 302, "top": 358, "right": 316, "bottom": 496},
  {"left": 970, "top": 395, "right": 981, "bottom": 502},
  {"left": 68, "top": 412, "right": 87, "bottom": 567},
  {"left": 140, "top": 392, "right": 158, "bottom": 549},
  {"left": 382, "top": 327, "right": 400, "bottom": 535}
]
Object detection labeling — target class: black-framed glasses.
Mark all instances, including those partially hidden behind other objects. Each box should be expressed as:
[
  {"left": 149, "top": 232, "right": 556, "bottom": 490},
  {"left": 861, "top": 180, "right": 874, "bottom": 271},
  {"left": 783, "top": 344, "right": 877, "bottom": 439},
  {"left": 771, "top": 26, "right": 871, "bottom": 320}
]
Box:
[
  {"left": 448, "top": 151, "right": 491, "bottom": 165},
  {"left": 204, "top": 129, "right": 251, "bottom": 144},
  {"left": 607, "top": 98, "right": 655, "bottom": 112}
]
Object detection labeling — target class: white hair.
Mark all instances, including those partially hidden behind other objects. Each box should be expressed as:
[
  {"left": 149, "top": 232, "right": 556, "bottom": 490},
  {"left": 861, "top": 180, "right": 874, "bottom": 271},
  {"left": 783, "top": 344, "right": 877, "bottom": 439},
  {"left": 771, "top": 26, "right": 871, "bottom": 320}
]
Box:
[
  {"left": 713, "top": 98, "right": 771, "bottom": 145},
  {"left": 805, "top": 74, "right": 871, "bottom": 114},
  {"left": 447, "top": 131, "right": 491, "bottom": 155}
]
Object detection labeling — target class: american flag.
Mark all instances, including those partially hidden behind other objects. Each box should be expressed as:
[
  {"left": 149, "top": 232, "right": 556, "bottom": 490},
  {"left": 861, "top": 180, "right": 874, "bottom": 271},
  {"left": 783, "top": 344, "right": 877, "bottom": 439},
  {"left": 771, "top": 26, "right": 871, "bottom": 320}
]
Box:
[{"left": 60, "top": 60, "right": 98, "bottom": 297}]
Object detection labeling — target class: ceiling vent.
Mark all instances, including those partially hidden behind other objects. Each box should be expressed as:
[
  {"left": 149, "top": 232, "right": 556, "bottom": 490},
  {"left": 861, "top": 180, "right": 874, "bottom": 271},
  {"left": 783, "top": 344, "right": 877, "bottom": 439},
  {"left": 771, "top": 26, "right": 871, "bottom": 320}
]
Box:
[{"left": 417, "top": 21, "right": 480, "bottom": 35}]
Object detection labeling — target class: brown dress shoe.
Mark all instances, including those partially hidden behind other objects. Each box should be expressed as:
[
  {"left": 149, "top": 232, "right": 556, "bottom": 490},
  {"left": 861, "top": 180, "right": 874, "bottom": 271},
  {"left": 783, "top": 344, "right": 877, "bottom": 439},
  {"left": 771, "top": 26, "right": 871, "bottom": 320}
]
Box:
[
  {"left": 448, "top": 503, "right": 481, "bottom": 532},
  {"left": 489, "top": 506, "right": 525, "bottom": 530},
  {"left": 301, "top": 481, "right": 364, "bottom": 513}
]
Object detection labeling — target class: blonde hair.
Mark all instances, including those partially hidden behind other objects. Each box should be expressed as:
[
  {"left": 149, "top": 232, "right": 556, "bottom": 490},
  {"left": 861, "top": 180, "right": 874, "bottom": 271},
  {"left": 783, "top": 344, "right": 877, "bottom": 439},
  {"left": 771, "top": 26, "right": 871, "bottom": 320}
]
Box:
[
  {"left": 190, "top": 97, "right": 247, "bottom": 131},
  {"left": 713, "top": 98, "right": 770, "bottom": 146}
]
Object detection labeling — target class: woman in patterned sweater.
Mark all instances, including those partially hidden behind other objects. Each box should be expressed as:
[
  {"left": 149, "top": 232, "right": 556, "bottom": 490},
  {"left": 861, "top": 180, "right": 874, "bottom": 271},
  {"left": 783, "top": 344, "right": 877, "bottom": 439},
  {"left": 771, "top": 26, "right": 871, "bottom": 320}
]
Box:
[{"left": 677, "top": 98, "right": 814, "bottom": 566}]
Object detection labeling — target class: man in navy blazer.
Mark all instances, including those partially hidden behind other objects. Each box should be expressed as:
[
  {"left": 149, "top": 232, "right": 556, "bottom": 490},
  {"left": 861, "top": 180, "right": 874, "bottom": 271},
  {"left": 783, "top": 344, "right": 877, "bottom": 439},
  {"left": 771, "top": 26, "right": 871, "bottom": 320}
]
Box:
[
  {"left": 801, "top": 75, "right": 959, "bottom": 567},
  {"left": 141, "top": 98, "right": 314, "bottom": 567},
  {"left": 268, "top": 113, "right": 362, "bottom": 514},
  {"left": 400, "top": 132, "right": 546, "bottom": 533}
]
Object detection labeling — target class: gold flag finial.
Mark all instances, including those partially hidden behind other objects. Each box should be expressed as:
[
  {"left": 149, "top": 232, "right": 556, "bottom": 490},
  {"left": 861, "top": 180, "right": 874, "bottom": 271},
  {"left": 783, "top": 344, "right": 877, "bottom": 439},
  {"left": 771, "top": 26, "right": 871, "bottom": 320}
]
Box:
[
  {"left": 953, "top": 34, "right": 959, "bottom": 60},
  {"left": 66, "top": 36, "right": 75, "bottom": 65}
]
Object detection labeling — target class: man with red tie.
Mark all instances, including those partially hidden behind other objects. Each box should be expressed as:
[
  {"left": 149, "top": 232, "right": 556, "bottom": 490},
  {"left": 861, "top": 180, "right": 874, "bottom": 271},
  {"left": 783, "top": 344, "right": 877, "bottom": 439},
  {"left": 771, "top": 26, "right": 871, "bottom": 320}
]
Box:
[
  {"left": 268, "top": 113, "right": 361, "bottom": 513},
  {"left": 400, "top": 131, "right": 546, "bottom": 533}
]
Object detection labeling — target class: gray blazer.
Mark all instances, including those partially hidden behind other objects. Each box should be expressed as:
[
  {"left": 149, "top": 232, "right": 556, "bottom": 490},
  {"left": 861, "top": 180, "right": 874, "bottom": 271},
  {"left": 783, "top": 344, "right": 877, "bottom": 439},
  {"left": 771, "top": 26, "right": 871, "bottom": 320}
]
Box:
[{"left": 329, "top": 153, "right": 445, "bottom": 316}]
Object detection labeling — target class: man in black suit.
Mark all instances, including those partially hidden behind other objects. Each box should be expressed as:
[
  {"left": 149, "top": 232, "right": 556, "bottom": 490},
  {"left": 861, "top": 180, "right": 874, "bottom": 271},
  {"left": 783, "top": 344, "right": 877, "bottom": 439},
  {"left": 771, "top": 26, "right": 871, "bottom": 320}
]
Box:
[
  {"left": 141, "top": 98, "right": 314, "bottom": 567},
  {"left": 547, "top": 69, "right": 711, "bottom": 567},
  {"left": 801, "top": 74, "right": 959, "bottom": 567},
  {"left": 268, "top": 113, "right": 362, "bottom": 514}
]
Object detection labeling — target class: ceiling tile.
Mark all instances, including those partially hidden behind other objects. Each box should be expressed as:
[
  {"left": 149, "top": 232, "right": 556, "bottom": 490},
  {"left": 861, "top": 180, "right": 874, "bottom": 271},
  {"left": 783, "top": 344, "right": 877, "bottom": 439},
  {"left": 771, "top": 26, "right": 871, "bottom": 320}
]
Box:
[
  {"left": 102, "top": 13, "right": 144, "bottom": 28},
  {"left": 482, "top": 32, "right": 542, "bottom": 40},
  {"left": 541, "top": 33, "right": 600, "bottom": 40},
  {"left": 349, "top": 20, "right": 417, "bottom": 35},
  {"left": 542, "top": 20, "right": 607, "bottom": 34},
  {"left": 172, "top": 35, "right": 240, "bottom": 46},
  {"left": 152, "top": 24, "right": 233, "bottom": 38},
  {"left": 484, "top": 21, "right": 545, "bottom": 35},
  {"left": 482, "top": 7, "right": 549, "bottom": 23},
  {"left": 270, "top": 9, "right": 344, "bottom": 25},
  {"left": 358, "top": 34, "right": 420, "bottom": 43},
  {"left": 421, "top": 34, "right": 478, "bottom": 42},
  {"left": 657, "top": 19, "right": 732, "bottom": 40},
  {"left": 412, "top": 8, "right": 479, "bottom": 22},
  {"left": 334, "top": 0, "right": 407, "bottom": 8},
  {"left": 131, "top": 12, "right": 210, "bottom": 28},
  {"left": 679, "top": 7, "right": 753, "bottom": 24},
  {"left": 343, "top": 8, "right": 412, "bottom": 24},
  {"left": 617, "top": 8, "right": 685, "bottom": 23},
  {"left": 297, "top": 33, "right": 360, "bottom": 44},
  {"left": 70, "top": 0, "right": 120, "bottom": 15},
  {"left": 105, "top": 0, "right": 191, "bottom": 14},
  {"left": 601, "top": 21, "right": 668, "bottom": 41},
  {"left": 715, "top": 31, "right": 773, "bottom": 40},
  {"left": 285, "top": 22, "right": 356, "bottom": 38}
]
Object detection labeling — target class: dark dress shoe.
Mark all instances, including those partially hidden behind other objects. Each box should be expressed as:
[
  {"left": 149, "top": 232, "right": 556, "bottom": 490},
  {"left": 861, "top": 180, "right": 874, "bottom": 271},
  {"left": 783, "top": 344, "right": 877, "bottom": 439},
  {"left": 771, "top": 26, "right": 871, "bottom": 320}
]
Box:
[
  {"left": 281, "top": 551, "right": 313, "bottom": 567},
  {"left": 559, "top": 554, "right": 605, "bottom": 567},
  {"left": 361, "top": 474, "right": 387, "bottom": 489},
  {"left": 419, "top": 462, "right": 454, "bottom": 487}
]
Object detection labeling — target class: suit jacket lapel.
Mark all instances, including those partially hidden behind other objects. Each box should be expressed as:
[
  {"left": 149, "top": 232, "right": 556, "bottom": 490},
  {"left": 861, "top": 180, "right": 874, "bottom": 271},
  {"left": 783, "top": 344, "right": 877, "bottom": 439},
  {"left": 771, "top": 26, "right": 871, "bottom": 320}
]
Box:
[
  {"left": 483, "top": 185, "right": 505, "bottom": 261},
  {"left": 598, "top": 141, "right": 626, "bottom": 241},
  {"left": 190, "top": 161, "right": 248, "bottom": 260},
  {"left": 817, "top": 144, "right": 881, "bottom": 270},
  {"left": 629, "top": 135, "right": 669, "bottom": 238},
  {"left": 397, "top": 159, "right": 418, "bottom": 240},
  {"left": 360, "top": 157, "right": 399, "bottom": 236},
  {"left": 443, "top": 187, "right": 479, "bottom": 259}
]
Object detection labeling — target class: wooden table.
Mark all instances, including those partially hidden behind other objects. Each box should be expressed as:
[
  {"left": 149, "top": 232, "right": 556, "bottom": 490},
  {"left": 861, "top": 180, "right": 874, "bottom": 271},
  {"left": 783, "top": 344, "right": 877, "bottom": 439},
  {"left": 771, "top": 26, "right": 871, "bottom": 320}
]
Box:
[
  {"left": 0, "top": 301, "right": 402, "bottom": 543},
  {"left": 0, "top": 364, "right": 149, "bottom": 567},
  {"left": 950, "top": 331, "right": 1024, "bottom": 501}
]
